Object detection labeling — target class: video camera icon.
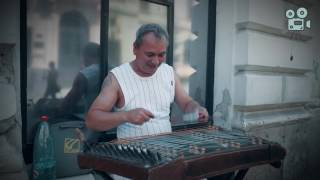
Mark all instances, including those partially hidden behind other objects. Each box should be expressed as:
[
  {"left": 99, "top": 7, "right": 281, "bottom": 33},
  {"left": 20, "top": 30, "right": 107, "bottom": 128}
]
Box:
[{"left": 286, "top": 7, "right": 311, "bottom": 31}]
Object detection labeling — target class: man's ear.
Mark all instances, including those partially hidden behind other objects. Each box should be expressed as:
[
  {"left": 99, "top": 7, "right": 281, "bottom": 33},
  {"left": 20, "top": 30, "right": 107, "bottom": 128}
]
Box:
[{"left": 133, "top": 42, "right": 138, "bottom": 55}]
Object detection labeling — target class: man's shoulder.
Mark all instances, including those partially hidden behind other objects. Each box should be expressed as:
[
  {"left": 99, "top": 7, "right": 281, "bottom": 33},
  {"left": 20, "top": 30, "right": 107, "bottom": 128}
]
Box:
[
  {"left": 101, "top": 71, "right": 120, "bottom": 91},
  {"left": 109, "top": 63, "right": 131, "bottom": 83},
  {"left": 110, "top": 62, "right": 129, "bottom": 72}
]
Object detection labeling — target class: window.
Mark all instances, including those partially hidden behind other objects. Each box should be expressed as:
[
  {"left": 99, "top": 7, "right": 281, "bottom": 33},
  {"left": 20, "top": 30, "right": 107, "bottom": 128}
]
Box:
[
  {"left": 171, "top": 0, "right": 209, "bottom": 125},
  {"left": 23, "top": 0, "right": 214, "bottom": 161},
  {"left": 25, "top": 0, "right": 101, "bottom": 162},
  {"left": 108, "top": 0, "right": 168, "bottom": 69}
]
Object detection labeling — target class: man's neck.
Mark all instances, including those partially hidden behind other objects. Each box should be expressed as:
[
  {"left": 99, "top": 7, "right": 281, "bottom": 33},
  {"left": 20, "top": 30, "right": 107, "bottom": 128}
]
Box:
[{"left": 130, "top": 60, "right": 155, "bottom": 77}]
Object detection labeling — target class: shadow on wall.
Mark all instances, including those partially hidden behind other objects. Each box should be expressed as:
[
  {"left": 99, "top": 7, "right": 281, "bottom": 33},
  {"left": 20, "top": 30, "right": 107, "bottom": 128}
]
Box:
[{"left": 214, "top": 89, "right": 232, "bottom": 125}]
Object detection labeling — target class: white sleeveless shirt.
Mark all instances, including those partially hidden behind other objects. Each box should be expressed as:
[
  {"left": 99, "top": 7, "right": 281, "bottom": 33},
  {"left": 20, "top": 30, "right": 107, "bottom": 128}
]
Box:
[{"left": 111, "top": 62, "right": 175, "bottom": 139}]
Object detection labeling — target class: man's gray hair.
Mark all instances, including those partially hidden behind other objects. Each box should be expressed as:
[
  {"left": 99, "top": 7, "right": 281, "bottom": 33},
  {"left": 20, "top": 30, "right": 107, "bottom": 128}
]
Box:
[{"left": 134, "top": 23, "right": 169, "bottom": 48}]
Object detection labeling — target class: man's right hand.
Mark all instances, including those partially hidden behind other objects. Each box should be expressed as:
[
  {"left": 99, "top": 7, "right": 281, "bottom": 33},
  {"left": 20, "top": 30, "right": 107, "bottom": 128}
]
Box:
[{"left": 125, "top": 108, "right": 154, "bottom": 125}]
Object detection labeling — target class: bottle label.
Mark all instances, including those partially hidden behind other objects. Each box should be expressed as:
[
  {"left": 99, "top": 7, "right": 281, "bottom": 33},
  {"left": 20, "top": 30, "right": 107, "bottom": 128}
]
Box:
[{"left": 64, "top": 138, "right": 81, "bottom": 153}]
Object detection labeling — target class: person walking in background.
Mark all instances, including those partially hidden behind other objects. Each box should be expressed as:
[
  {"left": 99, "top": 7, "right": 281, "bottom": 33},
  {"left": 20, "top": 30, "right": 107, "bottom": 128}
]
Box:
[{"left": 44, "top": 61, "right": 60, "bottom": 99}]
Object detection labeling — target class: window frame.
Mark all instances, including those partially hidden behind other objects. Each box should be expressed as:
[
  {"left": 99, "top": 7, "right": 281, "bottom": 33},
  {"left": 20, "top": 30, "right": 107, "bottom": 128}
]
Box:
[
  {"left": 20, "top": 0, "right": 216, "bottom": 162},
  {"left": 101, "top": 0, "right": 174, "bottom": 82}
]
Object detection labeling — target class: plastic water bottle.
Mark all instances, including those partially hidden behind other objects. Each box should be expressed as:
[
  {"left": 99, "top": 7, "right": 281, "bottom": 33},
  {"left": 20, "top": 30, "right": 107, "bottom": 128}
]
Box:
[{"left": 32, "top": 115, "right": 56, "bottom": 180}]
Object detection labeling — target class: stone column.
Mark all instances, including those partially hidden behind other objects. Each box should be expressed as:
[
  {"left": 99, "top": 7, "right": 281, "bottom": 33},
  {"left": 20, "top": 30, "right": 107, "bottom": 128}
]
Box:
[{"left": 0, "top": 44, "right": 28, "bottom": 180}]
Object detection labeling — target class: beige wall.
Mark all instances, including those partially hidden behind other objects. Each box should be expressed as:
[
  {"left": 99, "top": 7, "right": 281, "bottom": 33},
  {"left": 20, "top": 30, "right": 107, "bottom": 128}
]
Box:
[{"left": 214, "top": 0, "right": 320, "bottom": 179}]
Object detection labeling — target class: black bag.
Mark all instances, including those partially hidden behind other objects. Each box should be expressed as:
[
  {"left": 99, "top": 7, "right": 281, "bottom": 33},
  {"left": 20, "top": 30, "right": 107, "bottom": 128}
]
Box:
[{"left": 50, "top": 120, "right": 100, "bottom": 178}]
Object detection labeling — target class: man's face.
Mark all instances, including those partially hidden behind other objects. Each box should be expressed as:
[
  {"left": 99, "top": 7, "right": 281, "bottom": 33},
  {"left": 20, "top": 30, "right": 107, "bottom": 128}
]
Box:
[{"left": 133, "top": 33, "right": 167, "bottom": 76}]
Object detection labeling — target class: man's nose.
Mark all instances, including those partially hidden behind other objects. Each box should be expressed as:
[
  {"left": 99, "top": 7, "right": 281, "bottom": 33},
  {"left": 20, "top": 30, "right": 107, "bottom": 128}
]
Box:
[{"left": 151, "top": 56, "right": 161, "bottom": 65}]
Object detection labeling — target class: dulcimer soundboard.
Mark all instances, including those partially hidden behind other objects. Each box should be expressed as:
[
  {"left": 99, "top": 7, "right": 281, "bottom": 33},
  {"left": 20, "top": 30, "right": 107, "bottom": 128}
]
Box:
[{"left": 78, "top": 126, "right": 286, "bottom": 180}]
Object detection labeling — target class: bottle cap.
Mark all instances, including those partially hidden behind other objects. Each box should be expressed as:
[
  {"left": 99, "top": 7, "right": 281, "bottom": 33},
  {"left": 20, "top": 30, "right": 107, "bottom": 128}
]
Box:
[{"left": 40, "top": 115, "right": 49, "bottom": 122}]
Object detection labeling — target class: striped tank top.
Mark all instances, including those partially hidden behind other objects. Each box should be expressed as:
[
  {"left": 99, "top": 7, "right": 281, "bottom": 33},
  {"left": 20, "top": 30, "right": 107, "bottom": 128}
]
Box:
[{"left": 111, "top": 62, "right": 175, "bottom": 139}]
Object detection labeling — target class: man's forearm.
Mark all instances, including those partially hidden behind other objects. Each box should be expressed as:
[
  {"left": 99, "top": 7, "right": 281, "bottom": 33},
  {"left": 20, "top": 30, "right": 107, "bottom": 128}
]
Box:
[{"left": 86, "top": 110, "right": 128, "bottom": 131}]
